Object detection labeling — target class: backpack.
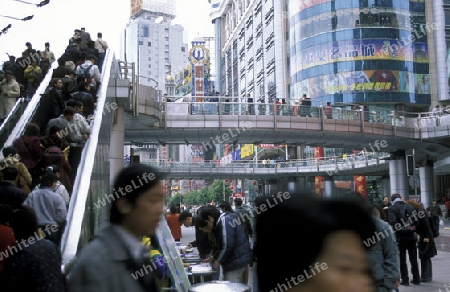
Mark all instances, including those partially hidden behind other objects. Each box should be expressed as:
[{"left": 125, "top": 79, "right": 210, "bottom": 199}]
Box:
[
  {"left": 396, "top": 204, "right": 417, "bottom": 234},
  {"left": 76, "top": 64, "right": 93, "bottom": 83}
]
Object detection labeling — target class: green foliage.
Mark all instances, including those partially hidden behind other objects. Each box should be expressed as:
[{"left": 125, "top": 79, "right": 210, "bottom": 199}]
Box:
[{"left": 168, "top": 180, "right": 234, "bottom": 206}]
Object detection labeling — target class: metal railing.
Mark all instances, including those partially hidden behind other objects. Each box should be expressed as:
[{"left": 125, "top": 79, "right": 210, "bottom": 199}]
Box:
[
  {"left": 60, "top": 49, "right": 116, "bottom": 274},
  {"left": 141, "top": 152, "right": 391, "bottom": 178}
]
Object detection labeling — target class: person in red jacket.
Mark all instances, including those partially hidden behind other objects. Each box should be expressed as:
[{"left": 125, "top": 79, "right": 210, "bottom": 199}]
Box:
[
  {"left": 166, "top": 205, "right": 182, "bottom": 241},
  {"left": 445, "top": 199, "right": 450, "bottom": 221},
  {"left": 0, "top": 204, "right": 16, "bottom": 272}
]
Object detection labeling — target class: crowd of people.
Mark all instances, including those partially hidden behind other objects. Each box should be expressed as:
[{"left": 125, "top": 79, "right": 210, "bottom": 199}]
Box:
[{"left": 0, "top": 27, "right": 108, "bottom": 291}]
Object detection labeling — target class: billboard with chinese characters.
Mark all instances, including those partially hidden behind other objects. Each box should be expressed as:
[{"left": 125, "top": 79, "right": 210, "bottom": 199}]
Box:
[
  {"left": 300, "top": 39, "right": 427, "bottom": 70},
  {"left": 298, "top": 70, "right": 430, "bottom": 101}
]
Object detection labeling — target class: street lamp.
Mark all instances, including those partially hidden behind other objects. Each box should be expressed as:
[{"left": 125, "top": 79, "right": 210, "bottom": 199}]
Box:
[
  {"left": 12, "top": 0, "right": 50, "bottom": 7},
  {"left": 0, "top": 14, "right": 34, "bottom": 21}
]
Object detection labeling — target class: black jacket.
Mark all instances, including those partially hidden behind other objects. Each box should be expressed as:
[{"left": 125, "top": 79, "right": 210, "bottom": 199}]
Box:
[
  {"left": 190, "top": 214, "right": 212, "bottom": 259},
  {"left": 0, "top": 181, "right": 26, "bottom": 209},
  {"left": 387, "top": 201, "right": 418, "bottom": 242}
]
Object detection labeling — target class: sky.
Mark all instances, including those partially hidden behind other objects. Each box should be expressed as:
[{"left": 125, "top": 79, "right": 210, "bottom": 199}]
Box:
[{"left": 0, "top": 0, "right": 214, "bottom": 64}]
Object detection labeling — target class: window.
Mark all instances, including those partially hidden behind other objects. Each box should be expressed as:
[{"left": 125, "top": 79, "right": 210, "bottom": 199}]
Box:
[
  {"left": 181, "top": 47, "right": 185, "bottom": 52},
  {"left": 164, "top": 28, "right": 169, "bottom": 33},
  {"left": 138, "top": 40, "right": 143, "bottom": 45},
  {"left": 165, "top": 58, "right": 170, "bottom": 63},
  {"left": 165, "top": 45, "right": 169, "bottom": 49},
  {"left": 142, "top": 26, "right": 148, "bottom": 37},
  {"left": 148, "top": 64, "right": 151, "bottom": 68},
  {"left": 165, "top": 37, "right": 169, "bottom": 41},
  {"left": 148, "top": 42, "right": 151, "bottom": 47}
]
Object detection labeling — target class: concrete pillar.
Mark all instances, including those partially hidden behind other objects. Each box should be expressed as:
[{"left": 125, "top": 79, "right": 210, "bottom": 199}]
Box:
[
  {"left": 381, "top": 177, "right": 391, "bottom": 199},
  {"left": 389, "top": 158, "right": 409, "bottom": 199},
  {"left": 104, "top": 106, "right": 125, "bottom": 227},
  {"left": 324, "top": 177, "right": 334, "bottom": 198},
  {"left": 419, "top": 161, "right": 434, "bottom": 208},
  {"left": 287, "top": 178, "right": 302, "bottom": 194},
  {"left": 267, "top": 180, "right": 278, "bottom": 196}
]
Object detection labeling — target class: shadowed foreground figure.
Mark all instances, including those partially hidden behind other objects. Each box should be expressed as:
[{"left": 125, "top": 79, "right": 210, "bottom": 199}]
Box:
[{"left": 255, "top": 194, "right": 377, "bottom": 292}]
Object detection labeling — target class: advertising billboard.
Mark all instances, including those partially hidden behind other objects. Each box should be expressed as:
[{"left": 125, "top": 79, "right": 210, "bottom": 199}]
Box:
[
  {"left": 300, "top": 39, "right": 427, "bottom": 70},
  {"left": 298, "top": 70, "right": 429, "bottom": 99}
]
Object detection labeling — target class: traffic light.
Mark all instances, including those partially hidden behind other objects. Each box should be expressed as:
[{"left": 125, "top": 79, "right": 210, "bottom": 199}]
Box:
[{"left": 406, "top": 155, "right": 414, "bottom": 176}]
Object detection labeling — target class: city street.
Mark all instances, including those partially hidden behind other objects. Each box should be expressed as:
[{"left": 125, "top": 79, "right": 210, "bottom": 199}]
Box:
[{"left": 180, "top": 219, "right": 450, "bottom": 292}]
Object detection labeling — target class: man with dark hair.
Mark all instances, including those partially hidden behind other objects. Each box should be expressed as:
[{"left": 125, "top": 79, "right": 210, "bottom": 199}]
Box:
[
  {"left": 178, "top": 208, "right": 212, "bottom": 259},
  {"left": 70, "top": 81, "right": 96, "bottom": 117},
  {"left": 75, "top": 53, "right": 101, "bottom": 94},
  {"left": 94, "top": 32, "right": 108, "bottom": 72},
  {"left": 23, "top": 172, "right": 66, "bottom": 245},
  {"left": 426, "top": 199, "right": 442, "bottom": 238},
  {"left": 388, "top": 193, "right": 420, "bottom": 286},
  {"left": 67, "top": 164, "right": 164, "bottom": 292},
  {"left": 0, "top": 167, "right": 26, "bottom": 209},
  {"left": 196, "top": 205, "right": 253, "bottom": 284}
]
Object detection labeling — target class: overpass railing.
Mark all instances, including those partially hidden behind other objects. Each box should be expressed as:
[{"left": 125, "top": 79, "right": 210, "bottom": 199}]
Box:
[
  {"left": 164, "top": 97, "right": 450, "bottom": 130},
  {"left": 142, "top": 152, "right": 391, "bottom": 177}
]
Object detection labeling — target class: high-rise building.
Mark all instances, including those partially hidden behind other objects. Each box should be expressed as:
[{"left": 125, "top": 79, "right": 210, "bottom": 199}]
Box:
[
  {"left": 209, "top": 0, "right": 288, "bottom": 103},
  {"left": 210, "top": 0, "right": 444, "bottom": 113},
  {"left": 122, "top": 0, "right": 189, "bottom": 89},
  {"left": 289, "top": 0, "right": 431, "bottom": 113}
]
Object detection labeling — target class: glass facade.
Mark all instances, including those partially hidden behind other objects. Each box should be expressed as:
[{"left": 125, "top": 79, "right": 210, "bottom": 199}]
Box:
[{"left": 289, "top": 0, "right": 430, "bottom": 108}]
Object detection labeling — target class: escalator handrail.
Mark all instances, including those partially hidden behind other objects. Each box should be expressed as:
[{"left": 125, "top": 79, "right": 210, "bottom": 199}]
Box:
[
  {"left": 2, "top": 60, "right": 59, "bottom": 148},
  {"left": 60, "top": 49, "right": 115, "bottom": 272}
]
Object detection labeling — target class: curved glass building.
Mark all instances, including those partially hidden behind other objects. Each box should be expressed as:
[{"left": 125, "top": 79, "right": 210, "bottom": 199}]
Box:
[{"left": 289, "top": 0, "right": 430, "bottom": 109}]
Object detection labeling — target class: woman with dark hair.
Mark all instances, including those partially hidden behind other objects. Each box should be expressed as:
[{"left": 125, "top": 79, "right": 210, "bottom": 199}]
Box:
[
  {"left": 67, "top": 164, "right": 164, "bottom": 292},
  {"left": 0, "top": 205, "right": 65, "bottom": 291},
  {"left": 255, "top": 195, "right": 377, "bottom": 292},
  {"left": 40, "top": 125, "right": 70, "bottom": 161},
  {"left": 407, "top": 200, "right": 437, "bottom": 283},
  {"left": 37, "top": 146, "right": 72, "bottom": 193},
  {"left": 13, "top": 123, "right": 45, "bottom": 182}
]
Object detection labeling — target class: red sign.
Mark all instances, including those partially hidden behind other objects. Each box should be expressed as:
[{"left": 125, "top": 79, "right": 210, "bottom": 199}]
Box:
[{"left": 233, "top": 193, "right": 244, "bottom": 198}]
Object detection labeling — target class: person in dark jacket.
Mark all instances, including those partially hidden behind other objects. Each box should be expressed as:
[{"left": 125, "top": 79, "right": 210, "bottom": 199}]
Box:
[
  {"left": 0, "top": 205, "right": 65, "bottom": 292},
  {"left": 70, "top": 81, "right": 95, "bottom": 118},
  {"left": 196, "top": 205, "right": 253, "bottom": 284},
  {"left": 367, "top": 204, "right": 400, "bottom": 291},
  {"left": 388, "top": 193, "right": 421, "bottom": 286},
  {"left": 178, "top": 208, "right": 212, "bottom": 259},
  {"left": 407, "top": 200, "right": 437, "bottom": 283},
  {"left": 13, "top": 123, "right": 45, "bottom": 183},
  {"left": 13, "top": 123, "right": 44, "bottom": 167},
  {"left": 0, "top": 167, "right": 26, "bottom": 209},
  {"left": 426, "top": 199, "right": 442, "bottom": 236}
]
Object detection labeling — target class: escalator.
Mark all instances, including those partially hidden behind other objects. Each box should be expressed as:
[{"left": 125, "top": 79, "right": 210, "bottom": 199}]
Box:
[{"left": 1, "top": 49, "right": 127, "bottom": 275}]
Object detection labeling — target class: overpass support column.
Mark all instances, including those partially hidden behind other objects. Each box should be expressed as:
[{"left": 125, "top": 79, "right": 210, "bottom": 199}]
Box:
[
  {"left": 287, "top": 178, "right": 302, "bottom": 194},
  {"left": 381, "top": 177, "right": 391, "bottom": 199},
  {"left": 419, "top": 161, "right": 434, "bottom": 208},
  {"left": 267, "top": 180, "right": 278, "bottom": 196},
  {"left": 324, "top": 176, "right": 334, "bottom": 198},
  {"left": 105, "top": 106, "right": 125, "bottom": 226},
  {"left": 389, "top": 157, "right": 409, "bottom": 199}
]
